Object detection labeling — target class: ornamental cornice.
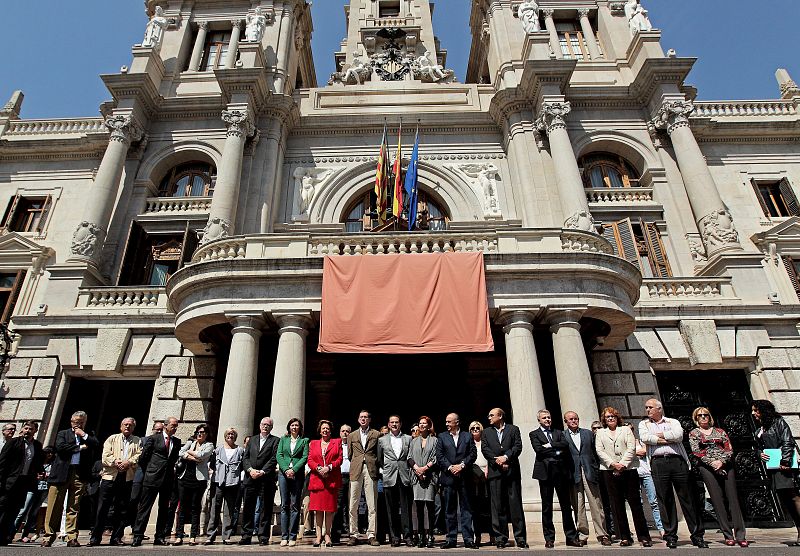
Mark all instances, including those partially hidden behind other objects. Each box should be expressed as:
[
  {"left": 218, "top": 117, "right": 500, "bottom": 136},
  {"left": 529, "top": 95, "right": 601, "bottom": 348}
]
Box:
[{"left": 284, "top": 153, "right": 505, "bottom": 165}]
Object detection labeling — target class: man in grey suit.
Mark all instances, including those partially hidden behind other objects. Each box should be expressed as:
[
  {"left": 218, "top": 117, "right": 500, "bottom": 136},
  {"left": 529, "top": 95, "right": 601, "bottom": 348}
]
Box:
[
  {"left": 564, "top": 411, "right": 610, "bottom": 546},
  {"left": 378, "top": 415, "right": 413, "bottom": 547}
]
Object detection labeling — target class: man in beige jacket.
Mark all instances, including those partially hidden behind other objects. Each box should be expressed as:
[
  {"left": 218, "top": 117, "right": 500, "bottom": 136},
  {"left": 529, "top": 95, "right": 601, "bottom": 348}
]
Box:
[{"left": 89, "top": 417, "right": 141, "bottom": 546}]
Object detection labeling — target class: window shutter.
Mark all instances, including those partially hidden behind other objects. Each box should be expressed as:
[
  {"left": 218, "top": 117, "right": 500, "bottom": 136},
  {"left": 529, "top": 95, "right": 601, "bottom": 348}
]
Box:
[
  {"left": 1, "top": 270, "right": 26, "bottom": 324},
  {"left": 116, "top": 221, "right": 147, "bottom": 286},
  {"left": 1, "top": 195, "right": 21, "bottom": 230},
  {"left": 779, "top": 179, "right": 799, "bottom": 217},
  {"left": 783, "top": 256, "right": 800, "bottom": 295},
  {"left": 179, "top": 223, "right": 199, "bottom": 268},
  {"left": 642, "top": 221, "right": 672, "bottom": 278},
  {"left": 750, "top": 180, "right": 770, "bottom": 216},
  {"left": 36, "top": 195, "right": 53, "bottom": 233},
  {"left": 603, "top": 218, "right": 641, "bottom": 271}
]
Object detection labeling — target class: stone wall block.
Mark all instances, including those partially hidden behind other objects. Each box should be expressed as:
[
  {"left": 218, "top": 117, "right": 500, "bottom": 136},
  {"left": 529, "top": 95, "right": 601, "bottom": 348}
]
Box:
[
  {"left": 150, "top": 399, "right": 183, "bottom": 422},
  {"left": 5, "top": 358, "right": 32, "bottom": 377},
  {"left": 93, "top": 328, "right": 132, "bottom": 372},
  {"left": 771, "top": 392, "right": 800, "bottom": 415},
  {"left": 627, "top": 395, "right": 655, "bottom": 419},
  {"left": 0, "top": 400, "right": 19, "bottom": 420},
  {"left": 182, "top": 400, "right": 213, "bottom": 422},
  {"left": 593, "top": 352, "right": 620, "bottom": 373},
  {"left": 619, "top": 351, "right": 651, "bottom": 372},
  {"left": 176, "top": 378, "right": 215, "bottom": 399},
  {"left": 717, "top": 327, "right": 736, "bottom": 358},
  {"left": 736, "top": 327, "right": 770, "bottom": 358},
  {"left": 1, "top": 378, "right": 35, "bottom": 399},
  {"left": 142, "top": 337, "right": 183, "bottom": 366},
  {"left": 154, "top": 378, "right": 177, "bottom": 399},
  {"left": 32, "top": 379, "right": 55, "bottom": 399},
  {"left": 786, "top": 348, "right": 800, "bottom": 370},
  {"left": 655, "top": 328, "right": 690, "bottom": 359},
  {"left": 159, "top": 356, "right": 192, "bottom": 378},
  {"left": 631, "top": 330, "right": 669, "bottom": 360},
  {"left": 190, "top": 358, "right": 217, "bottom": 377},
  {"left": 28, "top": 358, "right": 59, "bottom": 377},
  {"left": 597, "top": 396, "right": 629, "bottom": 416},
  {"left": 679, "top": 320, "right": 722, "bottom": 365},
  {"left": 762, "top": 370, "right": 789, "bottom": 391},
  {"left": 124, "top": 335, "right": 154, "bottom": 367},
  {"left": 16, "top": 400, "right": 48, "bottom": 420},
  {"left": 758, "top": 348, "right": 791, "bottom": 369},
  {"left": 783, "top": 369, "right": 800, "bottom": 390},
  {"left": 46, "top": 337, "right": 79, "bottom": 367},
  {"left": 785, "top": 415, "right": 800, "bottom": 438},
  {"left": 634, "top": 372, "right": 656, "bottom": 393},
  {"left": 594, "top": 374, "right": 635, "bottom": 395}
]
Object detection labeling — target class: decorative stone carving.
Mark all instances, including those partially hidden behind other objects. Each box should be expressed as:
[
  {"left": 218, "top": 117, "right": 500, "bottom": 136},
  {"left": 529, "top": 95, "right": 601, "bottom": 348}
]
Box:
[
  {"left": 294, "top": 27, "right": 305, "bottom": 50},
  {"left": 412, "top": 50, "right": 455, "bottom": 83},
  {"left": 624, "top": 0, "right": 652, "bottom": 35},
  {"left": 564, "top": 209, "right": 596, "bottom": 232},
  {"left": 201, "top": 216, "right": 231, "bottom": 244},
  {"left": 776, "top": 68, "right": 800, "bottom": 99},
  {"left": 609, "top": 2, "right": 627, "bottom": 16},
  {"left": 105, "top": 115, "right": 142, "bottom": 145},
  {"left": 699, "top": 209, "right": 739, "bottom": 249},
  {"left": 292, "top": 167, "right": 335, "bottom": 221},
  {"left": 221, "top": 109, "right": 255, "bottom": 139},
  {"left": 70, "top": 221, "right": 103, "bottom": 257},
  {"left": 535, "top": 101, "right": 571, "bottom": 135},
  {"left": 456, "top": 163, "right": 503, "bottom": 218},
  {"left": 142, "top": 6, "right": 169, "bottom": 49},
  {"left": 0, "top": 90, "right": 23, "bottom": 118},
  {"left": 518, "top": 1, "right": 541, "bottom": 33},
  {"left": 688, "top": 237, "right": 708, "bottom": 263},
  {"left": 328, "top": 54, "right": 373, "bottom": 85},
  {"left": 244, "top": 7, "right": 268, "bottom": 42},
  {"left": 651, "top": 99, "right": 694, "bottom": 135}
]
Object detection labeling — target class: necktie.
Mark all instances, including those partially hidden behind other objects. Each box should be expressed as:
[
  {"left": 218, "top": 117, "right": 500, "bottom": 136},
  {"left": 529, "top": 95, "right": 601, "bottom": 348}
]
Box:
[
  {"left": 545, "top": 429, "right": 553, "bottom": 443},
  {"left": 164, "top": 435, "right": 170, "bottom": 451}
]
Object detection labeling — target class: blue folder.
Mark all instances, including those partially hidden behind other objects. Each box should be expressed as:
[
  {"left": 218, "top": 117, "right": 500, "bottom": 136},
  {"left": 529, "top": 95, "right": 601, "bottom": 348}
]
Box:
[{"left": 763, "top": 448, "right": 800, "bottom": 469}]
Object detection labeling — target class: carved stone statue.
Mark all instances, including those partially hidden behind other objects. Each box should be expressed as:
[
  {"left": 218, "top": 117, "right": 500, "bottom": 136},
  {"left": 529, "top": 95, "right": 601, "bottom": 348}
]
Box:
[
  {"left": 412, "top": 50, "right": 455, "bottom": 83},
  {"left": 293, "top": 167, "right": 334, "bottom": 219},
  {"left": 329, "top": 54, "right": 373, "bottom": 86},
  {"left": 458, "top": 163, "right": 502, "bottom": 217},
  {"left": 70, "top": 221, "right": 103, "bottom": 258},
  {"left": 564, "top": 209, "right": 596, "bottom": 233},
  {"left": 699, "top": 209, "right": 739, "bottom": 250},
  {"left": 624, "top": 0, "right": 652, "bottom": 35},
  {"left": 142, "top": 6, "right": 169, "bottom": 49},
  {"left": 518, "top": 1, "right": 541, "bottom": 33},
  {"left": 244, "top": 7, "right": 267, "bottom": 42}
]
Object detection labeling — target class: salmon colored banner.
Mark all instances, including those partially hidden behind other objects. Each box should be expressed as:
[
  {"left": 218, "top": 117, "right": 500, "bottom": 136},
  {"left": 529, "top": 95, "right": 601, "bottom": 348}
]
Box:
[{"left": 318, "top": 252, "right": 494, "bottom": 354}]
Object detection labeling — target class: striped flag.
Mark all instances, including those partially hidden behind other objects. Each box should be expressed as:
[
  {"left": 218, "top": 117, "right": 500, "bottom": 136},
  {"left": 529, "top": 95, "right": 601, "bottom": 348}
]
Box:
[
  {"left": 392, "top": 122, "right": 403, "bottom": 220},
  {"left": 404, "top": 127, "right": 420, "bottom": 230},
  {"left": 374, "top": 123, "right": 389, "bottom": 224}
]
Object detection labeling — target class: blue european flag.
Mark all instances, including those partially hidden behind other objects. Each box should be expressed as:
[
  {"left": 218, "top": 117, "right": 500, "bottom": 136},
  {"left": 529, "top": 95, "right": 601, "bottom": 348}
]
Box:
[{"left": 404, "top": 129, "right": 420, "bottom": 230}]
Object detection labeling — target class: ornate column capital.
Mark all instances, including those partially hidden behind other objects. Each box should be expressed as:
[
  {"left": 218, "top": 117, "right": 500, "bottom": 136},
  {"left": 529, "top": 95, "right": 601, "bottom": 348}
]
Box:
[
  {"left": 231, "top": 18, "right": 244, "bottom": 30},
  {"left": 651, "top": 99, "right": 694, "bottom": 135},
  {"left": 577, "top": 8, "right": 590, "bottom": 18},
  {"left": 221, "top": 108, "right": 255, "bottom": 139},
  {"left": 197, "top": 20, "right": 209, "bottom": 31},
  {"left": 535, "top": 101, "right": 571, "bottom": 135},
  {"left": 542, "top": 8, "right": 555, "bottom": 18},
  {"left": 105, "top": 114, "right": 143, "bottom": 145}
]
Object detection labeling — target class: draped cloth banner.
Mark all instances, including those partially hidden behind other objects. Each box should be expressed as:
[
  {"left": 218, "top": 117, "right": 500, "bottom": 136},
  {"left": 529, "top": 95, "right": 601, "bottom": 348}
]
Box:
[{"left": 318, "top": 252, "right": 494, "bottom": 354}]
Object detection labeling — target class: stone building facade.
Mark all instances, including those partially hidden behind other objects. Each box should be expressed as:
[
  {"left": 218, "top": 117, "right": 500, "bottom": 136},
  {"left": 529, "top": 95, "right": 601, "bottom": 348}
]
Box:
[{"left": 1, "top": 0, "right": 799, "bottom": 524}]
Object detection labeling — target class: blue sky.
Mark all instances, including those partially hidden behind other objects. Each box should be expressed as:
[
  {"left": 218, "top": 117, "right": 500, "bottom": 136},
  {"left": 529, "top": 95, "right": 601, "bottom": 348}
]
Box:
[{"left": 1, "top": 0, "right": 797, "bottom": 119}]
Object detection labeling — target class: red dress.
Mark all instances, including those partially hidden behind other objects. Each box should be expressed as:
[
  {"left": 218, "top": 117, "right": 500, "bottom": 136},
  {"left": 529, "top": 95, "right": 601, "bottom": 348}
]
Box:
[{"left": 307, "top": 438, "right": 343, "bottom": 512}]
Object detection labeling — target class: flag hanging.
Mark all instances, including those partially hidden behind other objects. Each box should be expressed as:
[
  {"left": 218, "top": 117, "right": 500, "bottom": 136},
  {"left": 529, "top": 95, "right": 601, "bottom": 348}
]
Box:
[
  {"left": 404, "top": 127, "right": 420, "bottom": 230},
  {"left": 374, "top": 123, "right": 389, "bottom": 225},
  {"left": 391, "top": 122, "right": 403, "bottom": 220}
]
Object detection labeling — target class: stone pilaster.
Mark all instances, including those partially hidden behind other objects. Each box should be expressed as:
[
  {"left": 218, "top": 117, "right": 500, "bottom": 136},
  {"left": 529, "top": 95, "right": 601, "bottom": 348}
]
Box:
[
  {"left": 652, "top": 99, "right": 740, "bottom": 256},
  {"left": 69, "top": 115, "right": 142, "bottom": 262},
  {"left": 202, "top": 108, "right": 255, "bottom": 244},
  {"left": 269, "top": 312, "right": 313, "bottom": 434},
  {"left": 577, "top": 9, "right": 602, "bottom": 60},
  {"left": 549, "top": 310, "right": 599, "bottom": 425},
  {"left": 536, "top": 101, "right": 595, "bottom": 232},
  {"left": 188, "top": 21, "right": 209, "bottom": 72},
  {"left": 542, "top": 9, "right": 562, "bottom": 59}
]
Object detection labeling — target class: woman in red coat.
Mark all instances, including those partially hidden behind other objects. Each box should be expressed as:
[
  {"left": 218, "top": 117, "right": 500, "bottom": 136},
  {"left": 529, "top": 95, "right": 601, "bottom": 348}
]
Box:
[{"left": 307, "top": 420, "right": 343, "bottom": 547}]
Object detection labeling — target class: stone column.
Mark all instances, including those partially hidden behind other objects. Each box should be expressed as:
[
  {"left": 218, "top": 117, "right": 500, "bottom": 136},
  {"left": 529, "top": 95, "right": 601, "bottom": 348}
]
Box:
[
  {"left": 549, "top": 310, "right": 598, "bottom": 424},
  {"left": 542, "top": 9, "right": 562, "bottom": 59},
  {"left": 500, "top": 311, "right": 546, "bottom": 511},
  {"left": 224, "top": 19, "right": 243, "bottom": 69},
  {"left": 269, "top": 314, "right": 313, "bottom": 434},
  {"left": 536, "top": 101, "right": 595, "bottom": 231},
  {"left": 577, "top": 9, "right": 602, "bottom": 60},
  {"left": 274, "top": 9, "right": 296, "bottom": 93},
  {"left": 652, "top": 100, "right": 739, "bottom": 256},
  {"left": 188, "top": 21, "right": 209, "bottom": 71},
  {"left": 69, "top": 115, "right": 142, "bottom": 262},
  {"left": 217, "top": 315, "right": 265, "bottom": 446},
  {"left": 202, "top": 108, "right": 254, "bottom": 244}
]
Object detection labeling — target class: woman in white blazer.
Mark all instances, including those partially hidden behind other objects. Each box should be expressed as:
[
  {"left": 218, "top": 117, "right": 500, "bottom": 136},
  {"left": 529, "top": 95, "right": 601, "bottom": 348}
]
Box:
[
  {"left": 595, "top": 408, "right": 652, "bottom": 547},
  {"left": 175, "top": 424, "right": 214, "bottom": 545}
]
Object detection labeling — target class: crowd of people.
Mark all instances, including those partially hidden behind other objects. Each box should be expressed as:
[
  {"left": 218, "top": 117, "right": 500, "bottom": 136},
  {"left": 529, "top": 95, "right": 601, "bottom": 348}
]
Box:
[{"left": 0, "top": 398, "right": 798, "bottom": 548}]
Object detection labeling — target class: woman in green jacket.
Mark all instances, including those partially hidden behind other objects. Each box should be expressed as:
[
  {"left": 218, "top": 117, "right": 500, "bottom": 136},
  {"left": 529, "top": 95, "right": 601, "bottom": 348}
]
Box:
[{"left": 276, "top": 418, "right": 309, "bottom": 546}]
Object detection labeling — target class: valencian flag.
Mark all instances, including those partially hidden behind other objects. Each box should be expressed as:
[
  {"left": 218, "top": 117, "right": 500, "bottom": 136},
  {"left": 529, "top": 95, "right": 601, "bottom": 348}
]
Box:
[
  {"left": 391, "top": 122, "right": 403, "bottom": 220},
  {"left": 374, "top": 123, "right": 389, "bottom": 224},
  {"left": 404, "top": 127, "right": 420, "bottom": 230}
]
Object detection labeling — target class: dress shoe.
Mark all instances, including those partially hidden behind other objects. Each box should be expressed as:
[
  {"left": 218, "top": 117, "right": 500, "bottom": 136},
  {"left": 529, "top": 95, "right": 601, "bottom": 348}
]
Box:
[
  {"left": 544, "top": 540, "right": 555, "bottom": 548},
  {"left": 87, "top": 539, "right": 100, "bottom": 547},
  {"left": 66, "top": 539, "right": 81, "bottom": 547},
  {"left": 172, "top": 537, "right": 183, "bottom": 546},
  {"left": 238, "top": 537, "right": 252, "bottom": 545},
  {"left": 738, "top": 540, "right": 749, "bottom": 548},
  {"left": 641, "top": 539, "right": 653, "bottom": 547},
  {"left": 464, "top": 541, "right": 478, "bottom": 549},
  {"left": 131, "top": 538, "right": 143, "bottom": 547},
  {"left": 516, "top": 541, "right": 529, "bottom": 549},
  {"left": 692, "top": 539, "right": 710, "bottom": 548},
  {"left": 496, "top": 540, "right": 508, "bottom": 549},
  {"left": 599, "top": 535, "right": 612, "bottom": 546},
  {"left": 346, "top": 537, "right": 358, "bottom": 546},
  {"left": 259, "top": 538, "right": 270, "bottom": 545},
  {"left": 440, "top": 541, "right": 457, "bottom": 549},
  {"left": 205, "top": 538, "right": 216, "bottom": 545},
  {"left": 620, "top": 539, "right": 633, "bottom": 546},
  {"left": 427, "top": 535, "right": 435, "bottom": 548},
  {"left": 153, "top": 538, "right": 169, "bottom": 546},
  {"left": 566, "top": 539, "right": 585, "bottom": 547},
  {"left": 406, "top": 538, "right": 416, "bottom": 547},
  {"left": 666, "top": 540, "right": 677, "bottom": 549},
  {"left": 392, "top": 539, "right": 401, "bottom": 547},
  {"left": 369, "top": 537, "right": 380, "bottom": 546}
]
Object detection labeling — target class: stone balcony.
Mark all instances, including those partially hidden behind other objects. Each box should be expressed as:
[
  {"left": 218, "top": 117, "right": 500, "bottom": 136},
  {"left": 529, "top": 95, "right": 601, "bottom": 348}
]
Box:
[
  {"left": 586, "top": 187, "right": 654, "bottom": 204},
  {"left": 639, "top": 277, "right": 738, "bottom": 305},
  {"left": 3, "top": 117, "right": 107, "bottom": 139},
  {"left": 691, "top": 100, "right": 797, "bottom": 118},
  {"left": 143, "top": 196, "right": 213, "bottom": 214},
  {"left": 75, "top": 286, "right": 170, "bottom": 313}
]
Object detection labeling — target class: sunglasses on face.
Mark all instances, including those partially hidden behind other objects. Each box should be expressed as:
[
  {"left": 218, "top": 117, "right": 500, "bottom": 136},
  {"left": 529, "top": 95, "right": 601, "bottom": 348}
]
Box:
[
  {"left": 696, "top": 413, "right": 710, "bottom": 418},
  {"left": 470, "top": 427, "right": 480, "bottom": 431}
]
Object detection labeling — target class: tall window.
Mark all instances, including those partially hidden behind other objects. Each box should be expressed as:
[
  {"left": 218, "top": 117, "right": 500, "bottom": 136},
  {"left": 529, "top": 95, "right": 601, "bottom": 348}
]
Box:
[
  {"left": 118, "top": 222, "right": 199, "bottom": 286},
  {"left": 378, "top": 0, "right": 401, "bottom": 18},
  {"left": 783, "top": 256, "right": 800, "bottom": 297},
  {"left": 200, "top": 31, "right": 231, "bottom": 71},
  {"left": 158, "top": 162, "right": 216, "bottom": 197},
  {"left": 556, "top": 21, "right": 590, "bottom": 61},
  {"left": 603, "top": 218, "right": 671, "bottom": 278},
  {"left": 342, "top": 190, "right": 449, "bottom": 232},
  {"left": 0, "top": 271, "right": 25, "bottom": 324},
  {"left": 752, "top": 179, "right": 798, "bottom": 218},
  {"left": 579, "top": 154, "right": 640, "bottom": 188},
  {"left": 1, "top": 195, "right": 52, "bottom": 234}
]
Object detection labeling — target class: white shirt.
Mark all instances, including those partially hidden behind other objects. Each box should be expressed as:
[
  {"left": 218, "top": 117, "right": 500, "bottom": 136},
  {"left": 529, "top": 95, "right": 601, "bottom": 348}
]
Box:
[
  {"left": 341, "top": 442, "right": 350, "bottom": 474},
  {"left": 121, "top": 435, "right": 132, "bottom": 459},
  {"left": 450, "top": 429, "right": 461, "bottom": 447},
  {"left": 495, "top": 424, "right": 505, "bottom": 444},
  {"left": 359, "top": 428, "right": 369, "bottom": 449},
  {"left": 259, "top": 434, "right": 268, "bottom": 451},
  {"left": 569, "top": 429, "right": 581, "bottom": 451},
  {"left": 389, "top": 432, "right": 403, "bottom": 458},
  {"left": 474, "top": 440, "right": 488, "bottom": 472},
  {"left": 224, "top": 447, "right": 236, "bottom": 461},
  {"left": 290, "top": 437, "right": 298, "bottom": 452}
]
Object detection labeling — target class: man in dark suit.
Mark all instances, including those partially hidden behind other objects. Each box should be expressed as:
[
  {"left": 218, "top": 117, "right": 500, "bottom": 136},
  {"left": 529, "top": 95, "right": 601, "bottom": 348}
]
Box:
[
  {"left": 239, "top": 416, "right": 279, "bottom": 546},
  {"left": 436, "top": 412, "right": 477, "bottom": 549},
  {"left": 347, "top": 410, "right": 381, "bottom": 546},
  {"left": 377, "top": 415, "right": 413, "bottom": 547},
  {"left": 530, "top": 409, "right": 582, "bottom": 549},
  {"left": 42, "top": 410, "right": 99, "bottom": 547},
  {"left": 481, "top": 407, "right": 527, "bottom": 549},
  {"left": 563, "top": 411, "right": 609, "bottom": 545},
  {"left": 0, "top": 421, "right": 44, "bottom": 545},
  {"left": 131, "top": 416, "right": 181, "bottom": 547}
]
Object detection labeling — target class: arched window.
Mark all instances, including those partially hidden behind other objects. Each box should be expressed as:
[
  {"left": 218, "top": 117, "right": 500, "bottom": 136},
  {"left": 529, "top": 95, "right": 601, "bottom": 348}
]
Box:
[
  {"left": 342, "top": 189, "right": 449, "bottom": 232},
  {"left": 158, "top": 162, "right": 216, "bottom": 197},
  {"left": 578, "top": 153, "right": 640, "bottom": 188}
]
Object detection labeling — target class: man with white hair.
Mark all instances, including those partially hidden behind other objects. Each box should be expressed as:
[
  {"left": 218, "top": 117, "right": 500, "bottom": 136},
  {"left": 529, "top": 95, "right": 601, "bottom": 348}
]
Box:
[{"left": 638, "top": 399, "right": 706, "bottom": 549}]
